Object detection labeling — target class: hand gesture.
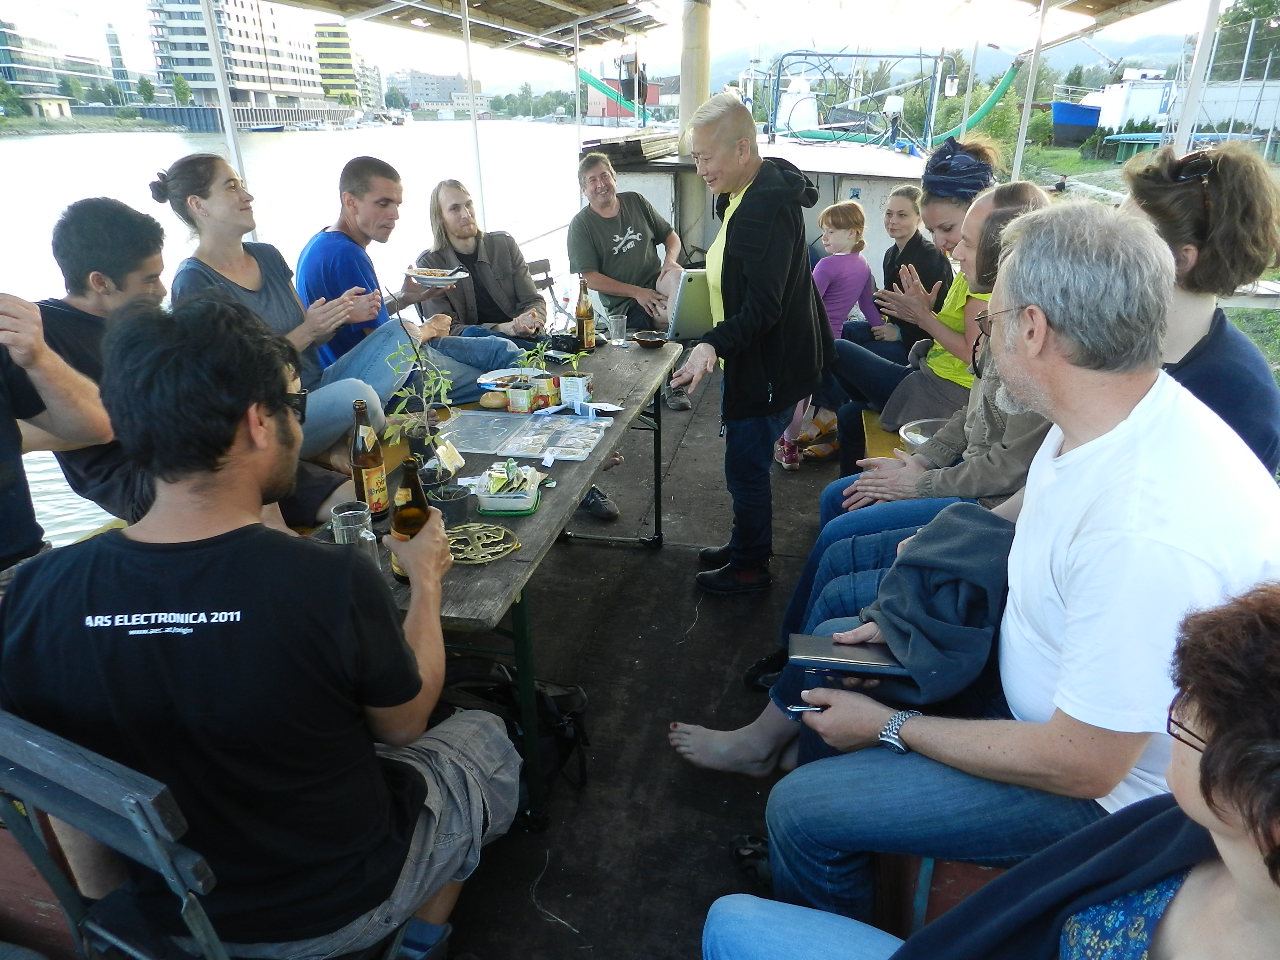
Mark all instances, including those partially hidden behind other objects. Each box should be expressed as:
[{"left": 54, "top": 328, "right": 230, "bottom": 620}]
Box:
[
  {"left": 510, "top": 310, "right": 542, "bottom": 337},
  {"left": 669, "top": 342, "right": 717, "bottom": 393},
  {"left": 0, "top": 294, "right": 50, "bottom": 370},
  {"left": 849, "top": 450, "right": 925, "bottom": 503},
  {"left": 874, "top": 264, "right": 940, "bottom": 327},
  {"left": 871, "top": 322, "right": 901, "bottom": 342},
  {"left": 411, "top": 314, "right": 451, "bottom": 342},
  {"left": 634, "top": 287, "right": 667, "bottom": 319},
  {"left": 350, "top": 289, "right": 382, "bottom": 323},
  {"left": 382, "top": 506, "right": 453, "bottom": 585},
  {"left": 798, "top": 687, "right": 895, "bottom": 752}
]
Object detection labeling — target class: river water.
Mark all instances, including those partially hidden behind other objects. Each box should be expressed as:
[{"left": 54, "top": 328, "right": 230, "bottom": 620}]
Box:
[{"left": 3, "top": 119, "right": 584, "bottom": 545}]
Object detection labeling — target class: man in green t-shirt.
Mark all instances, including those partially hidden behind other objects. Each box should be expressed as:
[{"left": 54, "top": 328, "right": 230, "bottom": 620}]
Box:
[{"left": 567, "top": 152, "right": 690, "bottom": 410}]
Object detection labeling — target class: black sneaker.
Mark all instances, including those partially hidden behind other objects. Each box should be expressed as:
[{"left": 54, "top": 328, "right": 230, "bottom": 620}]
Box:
[
  {"left": 579, "top": 485, "right": 619, "bottom": 521},
  {"left": 743, "top": 647, "right": 789, "bottom": 691},
  {"left": 664, "top": 384, "right": 692, "bottom": 411},
  {"left": 698, "top": 543, "right": 732, "bottom": 568},
  {"left": 695, "top": 563, "right": 772, "bottom": 595}
]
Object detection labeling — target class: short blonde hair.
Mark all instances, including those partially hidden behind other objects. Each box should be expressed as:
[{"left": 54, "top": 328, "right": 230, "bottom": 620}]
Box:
[{"left": 687, "top": 93, "right": 757, "bottom": 154}]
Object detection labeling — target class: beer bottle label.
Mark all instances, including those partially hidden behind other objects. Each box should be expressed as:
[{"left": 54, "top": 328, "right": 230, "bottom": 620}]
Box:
[
  {"left": 394, "top": 486, "right": 412, "bottom": 506},
  {"left": 360, "top": 466, "right": 389, "bottom": 515},
  {"left": 388, "top": 526, "right": 410, "bottom": 579},
  {"left": 584, "top": 315, "right": 595, "bottom": 346}
]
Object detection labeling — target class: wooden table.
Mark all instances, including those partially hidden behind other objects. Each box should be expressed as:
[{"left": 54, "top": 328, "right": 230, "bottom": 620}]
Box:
[{"left": 391, "top": 342, "right": 681, "bottom": 823}]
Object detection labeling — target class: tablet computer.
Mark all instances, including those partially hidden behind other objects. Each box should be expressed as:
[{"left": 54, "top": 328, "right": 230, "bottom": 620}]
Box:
[
  {"left": 665, "top": 269, "right": 716, "bottom": 341},
  {"left": 787, "top": 633, "right": 912, "bottom": 677}
]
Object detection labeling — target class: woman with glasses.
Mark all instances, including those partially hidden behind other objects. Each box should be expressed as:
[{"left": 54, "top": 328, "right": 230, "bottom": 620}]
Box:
[
  {"left": 702, "top": 581, "right": 1280, "bottom": 960},
  {"left": 1122, "top": 142, "right": 1280, "bottom": 475},
  {"left": 156, "top": 153, "right": 425, "bottom": 462},
  {"left": 820, "top": 136, "right": 1000, "bottom": 476}
]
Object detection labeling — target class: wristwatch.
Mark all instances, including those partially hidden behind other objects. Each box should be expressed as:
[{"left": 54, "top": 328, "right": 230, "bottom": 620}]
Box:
[{"left": 878, "top": 710, "right": 922, "bottom": 754}]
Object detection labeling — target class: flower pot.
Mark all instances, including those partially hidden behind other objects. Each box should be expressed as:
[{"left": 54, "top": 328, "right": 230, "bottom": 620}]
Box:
[
  {"left": 506, "top": 379, "right": 536, "bottom": 413},
  {"left": 431, "top": 483, "right": 470, "bottom": 528},
  {"left": 559, "top": 372, "right": 594, "bottom": 405},
  {"left": 531, "top": 374, "right": 560, "bottom": 408}
]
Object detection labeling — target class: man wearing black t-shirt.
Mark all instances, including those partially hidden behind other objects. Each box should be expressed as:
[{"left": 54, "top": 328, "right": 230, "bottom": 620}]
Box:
[
  {"left": 0, "top": 297, "right": 519, "bottom": 952},
  {"left": 415, "top": 179, "right": 547, "bottom": 343},
  {"left": 0, "top": 293, "right": 112, "bottom": 602}
]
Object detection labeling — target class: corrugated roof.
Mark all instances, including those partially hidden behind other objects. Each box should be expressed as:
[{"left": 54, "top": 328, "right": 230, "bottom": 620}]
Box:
[{"left": 272, "top": 1, "right": 663, "bottom": 59}]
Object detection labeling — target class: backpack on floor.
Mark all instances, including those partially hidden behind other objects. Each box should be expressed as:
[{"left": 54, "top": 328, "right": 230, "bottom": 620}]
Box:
[{"left": 429, "top": 654, "right": 588, "bottom": 801}]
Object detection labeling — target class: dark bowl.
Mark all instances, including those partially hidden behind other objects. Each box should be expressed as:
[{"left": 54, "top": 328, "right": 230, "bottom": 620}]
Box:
[{"left": 633, "top": 331, "right": 665, "bottom": 349}]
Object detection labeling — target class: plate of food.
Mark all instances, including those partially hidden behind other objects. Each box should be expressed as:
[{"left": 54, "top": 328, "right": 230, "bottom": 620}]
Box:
[
  {"left": 404, "top": 266, "right": 468, "bottom": 287},
  {"left": 475, "top": 367, "right": 544, "bottom": 391}
]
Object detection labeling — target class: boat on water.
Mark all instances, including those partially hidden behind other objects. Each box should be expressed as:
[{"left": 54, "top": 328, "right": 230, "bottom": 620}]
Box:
[
  {"left": 295, "top": 119, "right": 333, "bottom": 132},
  {"left": 245, "top": 123, "right": 286, "bottom": 133}
]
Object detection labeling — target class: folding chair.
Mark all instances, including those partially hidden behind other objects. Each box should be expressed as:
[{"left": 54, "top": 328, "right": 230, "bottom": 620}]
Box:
[
  {"left": 0, "top": 712, "right": 405, "bottom": 960},
  {"left": 526, "top": 259, "right": 573, "bottom": 326}
]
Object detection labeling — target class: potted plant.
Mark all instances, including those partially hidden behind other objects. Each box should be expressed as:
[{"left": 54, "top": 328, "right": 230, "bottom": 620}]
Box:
[
  {"left": 557, "top": 349, "right": 594, "bottom": 405},
  {"left": 382, "top": 338, "right": 456, "bottom": 490}
]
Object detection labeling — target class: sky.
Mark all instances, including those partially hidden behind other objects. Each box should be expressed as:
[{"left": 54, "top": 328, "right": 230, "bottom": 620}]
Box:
[{"left": 5, "top": 0, "right": 1221, "bottom": 95}]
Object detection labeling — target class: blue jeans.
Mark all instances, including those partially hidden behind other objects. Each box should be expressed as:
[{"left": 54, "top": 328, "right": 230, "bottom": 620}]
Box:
[
  {"left": 303, "top": 327, "right": 518, "bottom": 457},
  {"left": 777, "top": 494, "right": 968, "bottom": 649},
  {"left": 458, "top": 324, "right": 541, "bottom": 351},
  {"left": 766, "top": 748, "right": 1108, "bottom": 921},
  {"left": 828, "top": 339, "right": 912, "bottom": 472},
  {"left": 842, "top": 319, "right": 909, "bottom": 366},
  {"left": 702, "top": 894, "right": 903, "bottom": 960},
  {"left": 724, "top": 407, "right": 794, "bottom": 567}
]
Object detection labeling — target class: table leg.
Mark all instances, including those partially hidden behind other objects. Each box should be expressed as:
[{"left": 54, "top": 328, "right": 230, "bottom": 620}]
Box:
[
  {"left": 510, "top": 591, "right": 549, "bottom": 828},
  {"left": 561, "top": 386, "right": 665, "bottom": 548}
]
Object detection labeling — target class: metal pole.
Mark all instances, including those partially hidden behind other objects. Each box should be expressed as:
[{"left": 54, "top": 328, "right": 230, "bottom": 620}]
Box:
[
  {"left": 460, "top": 0, "right": 486, "bottom": 224},
  {"left": 1228, "top": 16, "right": 1257, "bottom": 138},
  {"left": 1250, "top": 48, "right": 1272, "bottom": 132},
  {"left": 574, "top": 21, "right": 582, "bottom": 149},
  {"left": 960, "top": 38, "right": 979, "bottom": 137},
  {"left": 924, "top": 50, "right": 944, "bottom": 148},
  {"left": 197, "top": 0, "right": 248, "bottom": 190},
  {"left": 1174, "top": 0, "right": 1224, "bottom": 154},
  {"left": 1011, "top": 0, "right": 1049, "bottom": 181}
]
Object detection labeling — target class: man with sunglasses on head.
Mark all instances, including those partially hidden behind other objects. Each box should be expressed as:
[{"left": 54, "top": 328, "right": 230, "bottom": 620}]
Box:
[{"left": 0, "top": 297, "right": 519, "bottom": 954}]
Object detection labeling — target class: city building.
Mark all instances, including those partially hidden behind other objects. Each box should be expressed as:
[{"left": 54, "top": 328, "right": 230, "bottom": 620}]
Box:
[
  {"left": 106, "top": 25, "right": 137, "bottom": 103},
  {"left": 0, "top": 20, "right": 112, "bottom": 101},
  {"left": 314, "top": 22, "right": 358, "bottom": 103},
  {"left": 384, "top": 69, "right": 474, "bottom": 107},
  {"left": 358, "top": 55, "right": 383, "bottom": 110},
  {"left": 147, "top": 0, "right": 324, "bottom": 108}
]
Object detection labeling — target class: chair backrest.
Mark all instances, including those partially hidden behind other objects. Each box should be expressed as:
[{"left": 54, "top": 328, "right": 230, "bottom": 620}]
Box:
[
  {"left": 0, "top": 711, "right": 225, "bottom": 960},
  {"left": 526, "top": 258, "right": 554, "bottom": 292}
]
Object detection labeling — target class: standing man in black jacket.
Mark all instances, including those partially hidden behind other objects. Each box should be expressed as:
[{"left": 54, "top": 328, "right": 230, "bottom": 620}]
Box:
[{"left": 672, "top": 94, "right": 833, "bottom": 594}]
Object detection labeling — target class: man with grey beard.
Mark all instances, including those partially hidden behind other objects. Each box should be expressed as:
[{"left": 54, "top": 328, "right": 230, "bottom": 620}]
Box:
[{"left": 761, "top": 202, "right": 1280, "bottom": 921}]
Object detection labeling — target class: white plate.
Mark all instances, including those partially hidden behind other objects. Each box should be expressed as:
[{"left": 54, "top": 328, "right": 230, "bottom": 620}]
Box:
[
  {"left": 404, "top": 268, "right": 467, "bottom": 288},
  {"left": 476, "top": 367, "right": 546, "bottom": 390}
]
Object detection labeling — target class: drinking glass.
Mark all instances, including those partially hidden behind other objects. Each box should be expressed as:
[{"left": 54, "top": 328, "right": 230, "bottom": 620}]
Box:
[
  {"left": 331, "top": 500, "right": 380, "bottom": 570},
  {"left": 608, "top": 312, "right": 630, "bottom": 347}
]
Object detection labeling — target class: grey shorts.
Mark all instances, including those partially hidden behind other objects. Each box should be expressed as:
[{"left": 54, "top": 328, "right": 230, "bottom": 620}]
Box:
[{"left": 214, "top": 710, "right": 521, "bottom": 960}]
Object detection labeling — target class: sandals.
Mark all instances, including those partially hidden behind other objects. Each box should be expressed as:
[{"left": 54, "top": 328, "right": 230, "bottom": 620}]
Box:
[{"left": 732, "top": 833, "right": 772, "bottom": 889}]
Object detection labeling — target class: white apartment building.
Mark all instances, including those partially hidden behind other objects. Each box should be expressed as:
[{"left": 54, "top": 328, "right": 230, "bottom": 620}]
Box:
[
  {"left": 384, "top": 70, "right": 476, "bottom": 106},
  {"left": 147, "top": 0, "right": 324, "bottom": 107}
]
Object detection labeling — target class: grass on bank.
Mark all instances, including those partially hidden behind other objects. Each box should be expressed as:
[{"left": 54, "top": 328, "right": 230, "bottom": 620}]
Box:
[{"left": 0, "top": 116, "right": 178, "bottom": 136}]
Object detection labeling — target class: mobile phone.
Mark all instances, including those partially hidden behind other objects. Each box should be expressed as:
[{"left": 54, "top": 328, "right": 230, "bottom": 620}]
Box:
[{"left": 787, "top": 633, "right": 911, "bottom": 677}]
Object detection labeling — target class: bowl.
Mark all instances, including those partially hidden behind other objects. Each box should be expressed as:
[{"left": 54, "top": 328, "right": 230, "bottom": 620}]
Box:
[
  {"left": 898, "top": 418, "right": 949, "bottom": 451},
  {"left": 632, "top": 331, "right": 666, "bottom": 349}
]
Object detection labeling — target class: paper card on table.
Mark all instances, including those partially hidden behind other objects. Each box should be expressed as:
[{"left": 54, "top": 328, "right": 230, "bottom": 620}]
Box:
[{"left": 435, "top": 439, "right": 466, "bottom": 474}]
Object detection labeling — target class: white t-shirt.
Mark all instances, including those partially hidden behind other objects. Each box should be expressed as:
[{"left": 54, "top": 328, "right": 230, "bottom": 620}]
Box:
[{"left": 1000, "top": 372, "right": 1280, "bottom": 813}]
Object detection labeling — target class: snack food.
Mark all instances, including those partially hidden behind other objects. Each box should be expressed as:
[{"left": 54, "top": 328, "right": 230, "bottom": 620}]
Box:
[{"left": 479, "top": 391, "right": 507, "bottom": 409}]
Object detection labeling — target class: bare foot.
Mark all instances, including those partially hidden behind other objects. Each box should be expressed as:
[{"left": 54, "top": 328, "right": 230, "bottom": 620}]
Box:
[
  {"left": 309, "top": 439, "right": 353, "bottom": 477},
  {"left": 667, "top": 722, "right": 783, "bottom": 777}
]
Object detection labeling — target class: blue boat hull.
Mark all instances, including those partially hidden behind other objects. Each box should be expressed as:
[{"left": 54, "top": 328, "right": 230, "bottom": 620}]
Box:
[{"left": 1051, "top": 101, "right": 1100, "bottom": 147}]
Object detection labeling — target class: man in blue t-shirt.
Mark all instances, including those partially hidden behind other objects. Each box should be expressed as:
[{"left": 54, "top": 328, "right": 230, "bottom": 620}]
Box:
[{"left": 296, "top": 156, "right": 518, "bottom": 390}]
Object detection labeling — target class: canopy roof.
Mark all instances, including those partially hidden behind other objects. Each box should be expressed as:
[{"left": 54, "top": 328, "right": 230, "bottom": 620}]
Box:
[{"left": 274, "top": 0, "right": 663, "bottom": 58}]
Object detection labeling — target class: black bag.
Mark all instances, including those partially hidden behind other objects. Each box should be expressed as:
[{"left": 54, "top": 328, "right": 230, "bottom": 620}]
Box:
[{"left": 430, "top": 655, "right": 588, "bottom": 801}]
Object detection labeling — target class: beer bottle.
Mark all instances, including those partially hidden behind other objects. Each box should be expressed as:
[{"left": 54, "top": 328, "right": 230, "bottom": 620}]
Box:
[
  {"left": 389, "top": 455, "right": 430, "bottom": 584},
  {"left": 575, "top": 276, "right": 595, "bottom": 353},
  {"left": 349, "top": 399, "right": 389, "bottom": 521}
]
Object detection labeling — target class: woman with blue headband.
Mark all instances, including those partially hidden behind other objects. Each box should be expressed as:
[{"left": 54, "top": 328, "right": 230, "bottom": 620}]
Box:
[{"left": 822, "top": 136, "right": 999, "bottom": 476}]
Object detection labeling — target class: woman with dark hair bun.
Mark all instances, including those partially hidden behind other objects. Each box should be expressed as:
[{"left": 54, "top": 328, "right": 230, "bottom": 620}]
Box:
[
  {"left": 703, "top": 581, "right": 1280, "bottom": 960},
  {"left": 1123, "top": 141, "right": 1280, "bottom": 474},
  {"left": 154, "top": 153, "right": 411, "bottom": 463}
]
